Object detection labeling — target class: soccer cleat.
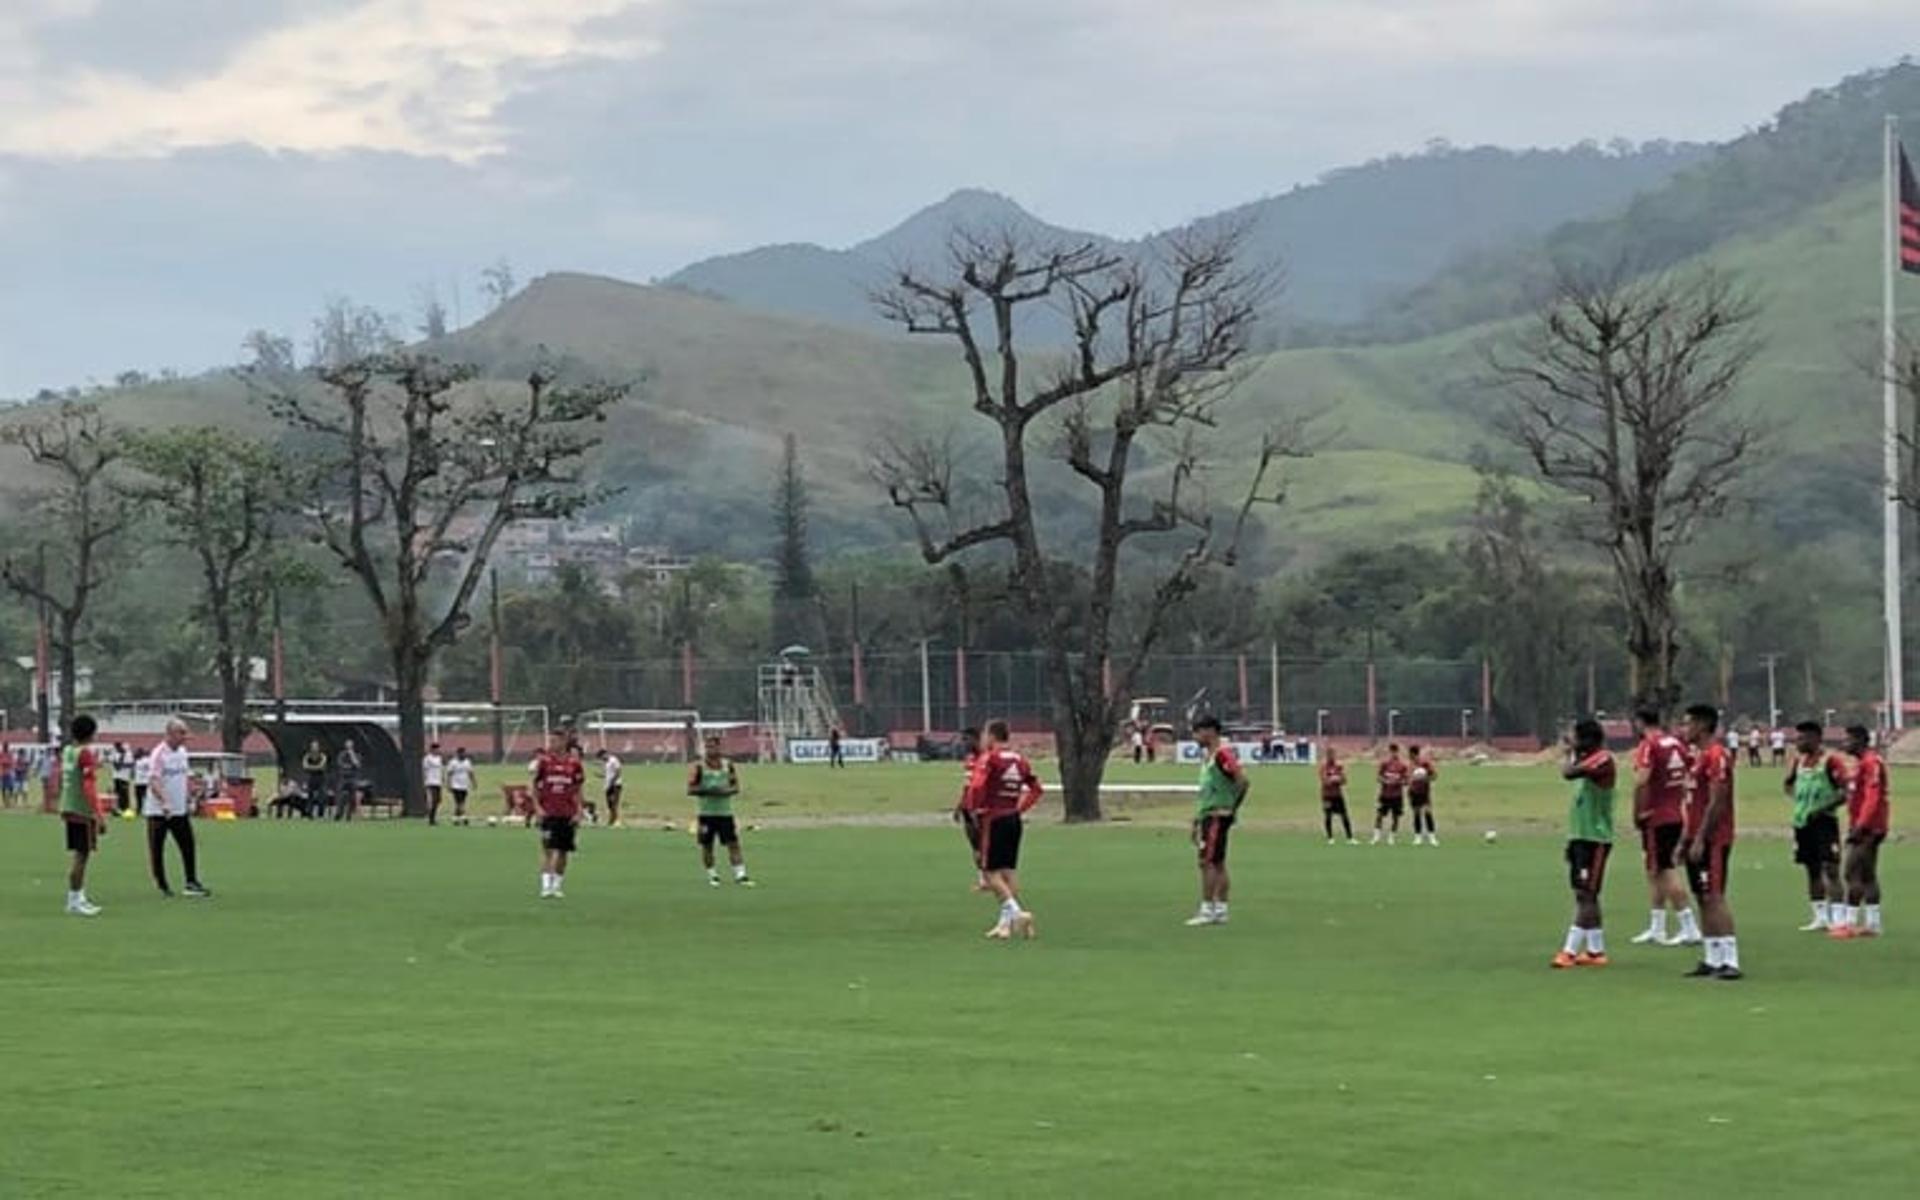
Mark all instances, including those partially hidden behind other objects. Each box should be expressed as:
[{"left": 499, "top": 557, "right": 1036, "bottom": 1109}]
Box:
[
  {"left": 549, "top": 887, "right": 564, "bottom": 899},
  {"left": 1550, "top": 950, "right": 1579, "bottom": 969},
  {"left": 1326, "top": 838, "right": 1335, "bottom": 846},
  {"left": 183, "top": 882, "right": 212, "bottom": 899},
  {"left": 1370, "top": 830, "right": 1382, "bottom": 845},
  {"left": 1857, "top": 928, "right": 1880, "bottom": 938},
  {"left": 1014, "top": 912, "right": 1037, "bottom": 940},
  {"left": 1714, "top": 966, "right": 1744, "bottom": 981},
  {"left": 155, "top": 885, "right": 175, "bottom": 899},
  {"left": 1797, "top": 918, "right": 1829, "bottom": 932},
  {"left": 737, "top": 876, "right": 755, "bottom": 888},
  {"left": 1387, "top": 833, "right": 1397, "bottom": 846},
  {"left": 985, "top": 923, "right": 1012, "bottom": 940},
  {"left": 1574, "top": 951, "right": 1609, "bottom": 967},
  {"left": 1670, "top": 932, "right": 1701, "bottom": 947},
  {"left": 1184, "top": 912, "right": 1215, "bottom": 927},
  {"left": 67, "top": 898, "right": 101, "bottom": 917},
  {"left": 1427, "top": 836, "right": 1439, "bottom": 847},
  {"left": 1828, "top": 925, "right": 1858, "bottom": 940},
  {"left": 971, "top": 879, "right": 992, "bottom": 892},
  {"left": 1630, "top": 929, "right": 1665, "bottom": 945},
  {"left": 1685, "top": 961, "right": 1719, "bottom": 978},
  {"left": 1346, "top": 838, "right": 1358, "bottom": 845},
  {"left": 706, "top": 874, "right": 721, "bottom": 888}
]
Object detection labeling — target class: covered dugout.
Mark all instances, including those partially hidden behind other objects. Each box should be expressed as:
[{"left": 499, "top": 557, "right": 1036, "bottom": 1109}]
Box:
[{"left": 255, "top": 720, "right": 415, "bottom": 817}]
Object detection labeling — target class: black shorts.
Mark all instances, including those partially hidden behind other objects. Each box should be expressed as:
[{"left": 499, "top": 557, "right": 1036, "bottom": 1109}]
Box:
[
  {"left": 428, "top": 785, "right": 443, "bottom": 802},
  {"left": 976, "top": 813, "right": 1023, "bottom": 872},
  {"left": 1686, "top": 843, "right": 1732, "bottom": 899},
  {"left": 1321, "top": 793, "right": 1348, "bottom": 813},
  {"left": 1566, "top": 839, "right": 1612, "bottom": 894},
  {"left": 63, "top": 816, "right": 98, "bottom": 854},
  {"left": 1409, "top": 791, "right": 1432, "bottom": 809},
  {"left": 539, "top": 816, "right": 578, "bottom": 854},
  {"left": 451, "top": 788, "right": 469, "bottom": 806},
  {"left": 1641, "top": 821, "right": 1683, "bottom": 872},
  {"left": 697, "top": 814, "right": 739, "bottom": 848},
  {"left": 1195, "top": 812, "right": 1234, "bottom": 867},
  {"left": 960, "top": 809, "right": 982, "bottom": 849},
  {"left": 1376, "top": 794, "right": 1404, "bottom": 817},
  {"left": 1794, "top": 814, "right": 1841, "bottom": 867},
  {"left": 606, "top": 786, "right": 623, "bottom": 803}
]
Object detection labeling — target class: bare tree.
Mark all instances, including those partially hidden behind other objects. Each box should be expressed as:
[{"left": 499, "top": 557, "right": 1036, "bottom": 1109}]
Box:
[
  {"left": 264, "top": 355, "right": 624, "bottom": 815},
  {"left": 308, "top": 298, "right": 400, "bottom": 370},
  {"left": 873, "top": 225, "right": 1296, "bottom": 821},
  {"left": 481, "top": 259, "right": 518, "bottom": 312},
  {"left": 0, "top": 402, "right": 137, "bottom": 736},
  {"left": 1492, "top": 268, "right": 1762, "bottom": 713}
]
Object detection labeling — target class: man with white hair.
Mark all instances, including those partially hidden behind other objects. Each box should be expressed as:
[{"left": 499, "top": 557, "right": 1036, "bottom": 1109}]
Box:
[{"left": 145, "top": 718, "right": 211, "bottom": 899}]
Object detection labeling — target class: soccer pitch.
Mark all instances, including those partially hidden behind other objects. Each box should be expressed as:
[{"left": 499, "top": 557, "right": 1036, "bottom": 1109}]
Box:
[{"left": 2, "top": 763, "right": 1915, "bottom": 1198}]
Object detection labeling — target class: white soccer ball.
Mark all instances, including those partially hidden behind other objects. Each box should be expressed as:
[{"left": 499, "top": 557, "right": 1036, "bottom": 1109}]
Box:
[
  {"left": 1483, "top": 829, "right": 1498, "bottom": 844},
  {"left": 1411, "top": 768, "right": 1430, "bottom": 782},
  {"left": 486, "top": 816, "right": 499, "bottom": 827}
]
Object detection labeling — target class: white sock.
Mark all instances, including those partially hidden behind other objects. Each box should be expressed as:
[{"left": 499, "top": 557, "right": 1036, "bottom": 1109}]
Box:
[
  {"left": 707, "top": 866, "right": 720, "bottom": 879},
  {"left": 1721, "top": 937, "right": 1740, "bottom": 970},
  {"left": 1215, "top": 903, "right": 1229, "bottom": 918},
  {"left": 551, "top": 871, "right": 563, "bottom": 889},
  {"left": 733, "top": 863, "right": 748, "bottom": 879},
  {"left": 67, "top": 889, "right": 81, "bottom": 905},
  {"left": 1584, "top": 928, "right": 1606, "bottom": 955},
  {"left": 539, "top": 872, "right": 551, "bottom": 892},
  {"left": 1866, "top": 904, "right": 1882, "bottom": 932},
  {"left": 1703, "top": 938, "right": 1725, "bottom": 968},
  {"left": 1678, "top": 909, "right": 1700, "bottom": 938},
  {"left": 1647, "top": 909, "right": 1667, "bottom": 936},
  {"left": 1563, "top": 926, "right": 1585, "bottom": 955},
  {"left": 1812, "top": 900, "right": 1830, "bottom": 925},
  {"left": 1834, "top": 903, "right": 1854, "bottom": 928},
  {"left": 1000, "top": 898, "right": 1022, "bottom": 922}
]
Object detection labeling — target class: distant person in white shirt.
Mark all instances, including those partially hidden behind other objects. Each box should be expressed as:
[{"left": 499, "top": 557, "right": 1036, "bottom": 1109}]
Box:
[
  {"left": 423, "top": 743, "right": 446, "bottom": 826},
  {"left": 144, "top": 719, "right": 210, "bottom": 898},
  {"left": 1769, "top": 727, "right": 1788, "bottom": 766},
  {"left": 600, "top": 749, "right": 624, "bottom": 827},
  {"left": 111, "top": 741, "right": 135, "bottom": 814},
  {"left": 133, "top": 747, "right": 152, "bottom": 813},
  {"left": 445, "top": 747, "right": 475, "bottom": 826}
]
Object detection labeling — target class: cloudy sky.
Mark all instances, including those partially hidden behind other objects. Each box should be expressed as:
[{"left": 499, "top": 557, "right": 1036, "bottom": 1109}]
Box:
[{"left": 0, "top": 0, "right": 1911, "bottom": 396}]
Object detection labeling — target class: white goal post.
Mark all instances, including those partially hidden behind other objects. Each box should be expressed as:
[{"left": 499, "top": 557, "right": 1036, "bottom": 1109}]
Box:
[{"left": 577, "top": 709, "right": 708, "bottom": 762}]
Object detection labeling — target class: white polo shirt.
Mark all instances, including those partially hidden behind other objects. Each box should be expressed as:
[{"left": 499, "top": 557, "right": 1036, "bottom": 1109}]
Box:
[
  {"left": 604, "top": 754, "right": 623, "bottom": 790},
  {"left": 145, "top": 742, "right": 193, "bottom": 817},
  {"left": 447, "top": 756, "right": 474, "bottom": 792},
  {"left": 423, "top": 753, "right": 445, "bottom": 788}
]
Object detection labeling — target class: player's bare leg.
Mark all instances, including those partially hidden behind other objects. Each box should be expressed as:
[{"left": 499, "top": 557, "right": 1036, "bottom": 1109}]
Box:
[
  {"left": 1556, "top": 890, "right": 1606, "bottom": 968},
  {"left": 607, "top": 797, "right": 620, "bottom": 828},
  {"left": 701, "top": 839, "right": 721, "bottom": 886},
  {"left": 985, "top": 869, "right": 1032, "bottom": 939},
  {"left": 726, "top": 838, "right": 753, "bottom": 886}
]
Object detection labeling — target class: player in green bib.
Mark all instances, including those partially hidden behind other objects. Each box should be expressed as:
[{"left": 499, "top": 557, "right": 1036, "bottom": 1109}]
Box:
[
  {"left": 1552, "top": 719, "right": 1617, "bottom": 968},
  {"left": 1184, "top": 716, "right": 1249, "bottom": 927},
  {"left": 687, "top": 734, "right": 752, "bottom": 887},
  {"left": 1785, "top": 721, "right": 1847, "bottom": 931},
  {"left": 58, "top": 714, "right": 109, "bottom": 917}
]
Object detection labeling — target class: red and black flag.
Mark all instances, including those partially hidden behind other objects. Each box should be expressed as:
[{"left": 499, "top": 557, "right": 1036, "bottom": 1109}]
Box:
[{"left": 1903, "top": 142, "right": 1920, "bottom": 276}]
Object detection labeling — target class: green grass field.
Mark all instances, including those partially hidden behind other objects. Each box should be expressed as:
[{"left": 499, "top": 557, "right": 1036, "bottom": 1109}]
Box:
[{"left": 2, "top": 763, "right": 1915, "bottom": 1198}]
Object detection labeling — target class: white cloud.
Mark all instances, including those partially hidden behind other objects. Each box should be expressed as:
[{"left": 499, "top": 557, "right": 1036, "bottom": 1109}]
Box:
[{"left": 0, "top": 0, "right": 658, "bottom": 159}]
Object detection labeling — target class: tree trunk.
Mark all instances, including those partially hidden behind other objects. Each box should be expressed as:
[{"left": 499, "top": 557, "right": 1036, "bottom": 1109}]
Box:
[
  {"left": 1626, "top": 604, "right": 1678, "bottom": 716},
  {"left": 57, "top": 616, "right": 79, "bottom": 736},
  {"left": 393, "top": 650, "right": 430, "bottom": 819},
  {"left": 217, "top": 662, "right": 249, "bottom": 755},
  {"left": 1053, "top": 715, "right": 1109, "bottom": 823}
]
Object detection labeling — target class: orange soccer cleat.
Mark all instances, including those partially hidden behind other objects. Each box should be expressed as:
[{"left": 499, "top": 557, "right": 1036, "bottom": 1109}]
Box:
[
  {"left": 1828, "top": 925, "right": 1858, "bottom": 940},
  {"left": 1575, "top": 951, "right": 1609, "bottom": 967},
  {"left": 1551, "top": 951, "right": 1579, "bottom": 969}
]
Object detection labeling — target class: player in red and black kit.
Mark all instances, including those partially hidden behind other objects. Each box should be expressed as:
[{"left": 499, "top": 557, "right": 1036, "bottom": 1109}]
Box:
[
  {"left": 1833, "top": 725, "right": 1890, "bottom": 939},
  {"left": 953, "top": 727, "right": 988, "bottom": 892},
  {"left": 963, "top": 719, "right": 1043, "bottom": 940},
  {"left": 1682, "top": 704, "right": 1741, "bottom": 979},
  {"left": 529, "top": 727, "right": 586, "bottom": 899},
  {"left": 1371, "top": 744, "right": 1409, "bottom": 845},
  {"left": 1319, "top": 746, "right": 1353, "bottom": 843},
  {"left": 1630, "top": 707, "right": 1699, "bottom": 947},
  {"left": 1407, "top": 744, "right": 1439, "bottom": 846}
]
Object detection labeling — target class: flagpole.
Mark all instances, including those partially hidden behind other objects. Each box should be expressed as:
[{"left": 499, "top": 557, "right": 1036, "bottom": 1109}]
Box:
[{"left": 1885, "top": 114, "right": 1906, "bottom": 731}]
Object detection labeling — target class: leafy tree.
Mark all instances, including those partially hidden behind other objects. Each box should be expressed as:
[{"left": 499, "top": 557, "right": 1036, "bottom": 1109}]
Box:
[
  {"left": 769, "top": 433, "right": 826, "bottom": 652},
  {"left": 0, "top": 402, "right": 136, "bottom": 736},
  {"left": 266, "top": 355, "right": 624, "bottom": 814},
  {"left": 122, "top": 427, "right": 312, "bottom": 751}
]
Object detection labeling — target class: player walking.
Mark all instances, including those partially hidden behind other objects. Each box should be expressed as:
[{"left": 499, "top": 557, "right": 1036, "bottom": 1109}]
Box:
[
  {"left": 1681, "top": 705, "right": 1740, "bottom": 979},
  {"left": 1785, "top": 721, "right": 1848, "bottom": 931},
  {"left": 1832, "top": 725, "right": 1889, "bottom": 939},
  {"left": 964, "top": 719, "right": 1043, "bottom": 939},
  {"left": 1630, "top": 708, "right": 1700, "bottom": 947},
  {"left": 689, "top": 734, "right": 753, "bottom": 887},
  {"left": 1552, "top": 718, "right": 1615, "bottom": 968},
  {"left": 1319, "top": 746, "right": 1353, "bottom": 843},
  {"left": 58, "top": 715, "right": 109, "bottom": 917},
  {"left": 529, "top": 728, "right": 585, "bottom": 898},
  {"left": 423, "top": 742, "right": 445, "bottom": 825},
  {"left": 145, "top": 718, "right": 211, "bottom": 899},
  {"left": 446, "top": 747, "right": 474, "bottom": 826},
  {"left": 1185, "top": 715, "right": 1249, "bottom": 926},
  {"left": 1371, "top": 743, "right": 1409, "bottom": 845},
  {"left": 1407, "top": 744, "right": 1439, "bottom": 846}
]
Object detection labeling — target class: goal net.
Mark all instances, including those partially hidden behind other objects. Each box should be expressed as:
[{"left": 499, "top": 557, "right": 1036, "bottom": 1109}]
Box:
[{"left": 578, "top": 709, "right": 706, "bottom": 762}]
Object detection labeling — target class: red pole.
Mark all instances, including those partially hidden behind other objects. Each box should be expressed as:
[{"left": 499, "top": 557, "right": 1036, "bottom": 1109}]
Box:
[
  {"left": 955, "top": 647, "right": 969, "bottom": 728},
  {"left": 852, "top": 641, "right": 867, "bottom": 706},
  {"left": 1366, "top": 661, "right": 1378, "bottom": 740},
  {"left": 1236, "top": 654, "right": 1249, "bottom": 715},
  {"left": 681, "top": 643, "right": 695, "bottom": 707}
]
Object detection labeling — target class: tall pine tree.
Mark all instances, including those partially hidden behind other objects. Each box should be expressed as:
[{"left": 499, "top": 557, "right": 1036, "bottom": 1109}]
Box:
[{"left": 770, "top": 433, "right": 826, "bottom": 652}]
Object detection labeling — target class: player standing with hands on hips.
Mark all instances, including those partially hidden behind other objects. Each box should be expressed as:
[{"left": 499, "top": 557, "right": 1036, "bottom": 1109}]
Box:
[
  {"left": 689, "top": 734, "right": 753, "bottom": 887},
  {"left": 964, "top": 719, "right": 1043, "bottom": 939},
  {"left": 1185, "top": 715, "right": 1249, "bottom": 926},
  {"left": 529, "top": 727, "right": 585, "bottom": 898}
]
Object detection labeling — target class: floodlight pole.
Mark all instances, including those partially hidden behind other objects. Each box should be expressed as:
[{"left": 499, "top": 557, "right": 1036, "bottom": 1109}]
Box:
[{"left": 490, "top": 567, "right": 505, "bottom": 763}]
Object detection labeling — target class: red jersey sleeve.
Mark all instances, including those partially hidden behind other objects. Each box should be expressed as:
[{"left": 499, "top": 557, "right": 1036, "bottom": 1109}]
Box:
[
  {"left": 963, "top": 756, "right": 992, "bottom": 812},
  {"left": 1017, "top": 755, "right": 1044, "bottom": 813},
  {"left": 80, "top": 748, "right": 104, "bottom": 814},
  {"left": 1577, "top": 750, "right": 1616, "bottom": 790},
  {"left": 1215, "top": 747, "right": 1243, "bottom": 779}
]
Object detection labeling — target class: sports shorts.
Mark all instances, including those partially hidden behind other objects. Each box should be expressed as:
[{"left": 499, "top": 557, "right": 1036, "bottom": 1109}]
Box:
[
  {"left": 1641, "top": 820, "right": 1683, "bottom": 872},
  {"left": 539, "top": 815, "right": 578, "bottom": 854},
  {"left": 1566, "top": 839, "right": 1611, "bottom": 894},
  {"left": 1375, "top": 794, "right": 1405, "bottom": 817},
  {"left": 1793, "top": 814, "right": 1841, "bottom": 867},
  {"left": 1685, "top": 843, "right": 1732, "bottom": 899},
  {"left": 697, "top": 814, "right": 740, "bottom": 849},
  {"left": 1195, "top": 812, "right": 1234, "bottom": 867},
  {"left": 976, "top": 812, "right": 1023, "bottom": 872}
]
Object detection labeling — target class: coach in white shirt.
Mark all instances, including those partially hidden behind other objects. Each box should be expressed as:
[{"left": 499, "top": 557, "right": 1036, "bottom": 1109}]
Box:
[
  {"left": 424, "top": 743, "right": 446, "bottom": 826},
  {"left": 145, "top": 718, "right": 211, "bottom": 898},
  {"left": 600, "top": 749, "right": 624, "bottom": 827}
]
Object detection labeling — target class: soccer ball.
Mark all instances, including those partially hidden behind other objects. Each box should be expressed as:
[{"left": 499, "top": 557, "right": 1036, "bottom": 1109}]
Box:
[
  {"left": 1483, "top": 829, "right": 1498, "bottom": 844},
  {"left": 1411, "top": 768, "right": 1429, "bottom": 783},
  {"left": 486, "top": 816, "right": 499, "bottom": 828}
]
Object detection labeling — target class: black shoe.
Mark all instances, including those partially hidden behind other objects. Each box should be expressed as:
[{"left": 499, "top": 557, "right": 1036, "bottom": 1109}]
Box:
[
  {"left": 183, "top": 882, "right": 212, "bottom": 899},
  {"left": 1715, "top": 966, "right": 1743, "bottom": 981},
  {"left": 1685, "top": 961, "right": 1717, "bottom": 978},
  {"left": 156, "top": 885, "right": 175, "bottom": 899}
]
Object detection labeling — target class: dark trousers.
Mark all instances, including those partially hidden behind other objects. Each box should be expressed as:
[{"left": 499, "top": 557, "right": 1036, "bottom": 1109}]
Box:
[
  {"left": 146, "top": 815, "right": 200, "bottom": 889},
  {"left": 305, "top": 772, "right": 328, "bottom": 818}
]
